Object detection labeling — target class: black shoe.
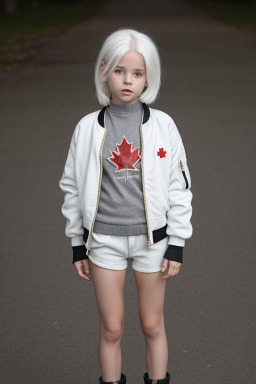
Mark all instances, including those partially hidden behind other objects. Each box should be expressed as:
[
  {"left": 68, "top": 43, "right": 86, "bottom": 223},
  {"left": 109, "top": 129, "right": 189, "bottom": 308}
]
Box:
[
  {"left": 99, "top": 372, "right": 126, "bottom": 384},
  {"left": 143, "top": 371, "right": 170, "bottom": 384}
]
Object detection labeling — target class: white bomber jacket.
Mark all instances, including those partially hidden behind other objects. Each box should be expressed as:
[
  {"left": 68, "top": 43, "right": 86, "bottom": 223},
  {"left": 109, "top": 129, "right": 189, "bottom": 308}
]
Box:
[{"left": 59, "top": 103, "right": 193, "bottom": 263}]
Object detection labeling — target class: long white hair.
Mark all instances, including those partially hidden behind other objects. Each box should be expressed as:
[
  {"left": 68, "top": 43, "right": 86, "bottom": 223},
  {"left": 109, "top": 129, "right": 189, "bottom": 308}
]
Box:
[{"left": 94, "top": 28, "right": 162, "bottom": 106}]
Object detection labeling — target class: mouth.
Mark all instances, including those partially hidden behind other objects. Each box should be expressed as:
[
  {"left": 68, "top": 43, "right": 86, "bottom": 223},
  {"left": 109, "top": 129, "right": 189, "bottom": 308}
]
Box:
[{"left": 122, "top": 89, "right": 133, "bottom": 94}]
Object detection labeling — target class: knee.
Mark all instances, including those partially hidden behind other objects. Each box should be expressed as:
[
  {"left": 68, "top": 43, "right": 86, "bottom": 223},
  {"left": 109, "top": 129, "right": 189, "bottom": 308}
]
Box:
[
  {"left": 140, "top": 318, "right": 163, "bottom": 339},
  {"left": 101, "top": 321, "right": 124, "bottom": 343}
]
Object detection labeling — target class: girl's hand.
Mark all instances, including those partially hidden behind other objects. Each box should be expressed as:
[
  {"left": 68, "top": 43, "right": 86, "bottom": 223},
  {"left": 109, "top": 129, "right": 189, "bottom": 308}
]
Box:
[
  {"left": 161, "top": 259, "right": 181, "bottom": 279},
  {"left": 73, "top": 259, "right": 92, "bottom": 281}
]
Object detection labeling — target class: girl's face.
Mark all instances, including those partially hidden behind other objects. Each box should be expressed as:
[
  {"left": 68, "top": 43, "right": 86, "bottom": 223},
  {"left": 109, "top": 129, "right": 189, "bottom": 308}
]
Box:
[{"left": 102, "top": 50, "right": 148, "bottom": 105}]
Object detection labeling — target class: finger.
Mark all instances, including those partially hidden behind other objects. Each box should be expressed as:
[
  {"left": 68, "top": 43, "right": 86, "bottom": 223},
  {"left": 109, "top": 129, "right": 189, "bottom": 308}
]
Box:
[
  {"left": 164, "top": 267, "right": 180, "bottom": 279},
  {"left": 80, "top": 260, "right": 92, "bottom": 280},
  {"left": 161, "top": 265, "right": 176, "bottom": 280},
  {"left": 82, "top": 259, "right": 90, "bottom": 275},
  {"left": 83, "top": 259, "right": 94, "bottom": 280},
  {"left": 161, "top": 259, "right": 169, "bottom": 272},
  {"left": 74, "top": 260, "right": 91, "bottom": 281},
  {"left": 162, "top": 273, "right": 174, "bottom": 280},
  {"left": 77, "top": 271, "right": 91, "bottom": 281}
]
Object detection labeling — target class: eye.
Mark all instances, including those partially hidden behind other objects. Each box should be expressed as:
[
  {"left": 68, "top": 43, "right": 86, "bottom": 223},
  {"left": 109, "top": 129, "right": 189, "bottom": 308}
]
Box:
[
  {"left": 135, "top": 72, "right": 142, "bottom": 77},
  {"left": 115, "top": 69, "right": 122, "bottom": 74}
]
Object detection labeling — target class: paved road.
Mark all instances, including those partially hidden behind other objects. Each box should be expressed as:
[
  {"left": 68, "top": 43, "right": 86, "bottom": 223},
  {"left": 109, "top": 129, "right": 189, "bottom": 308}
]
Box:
[{"left": 0, "top": 0, "right": 255, "bottom": 383}]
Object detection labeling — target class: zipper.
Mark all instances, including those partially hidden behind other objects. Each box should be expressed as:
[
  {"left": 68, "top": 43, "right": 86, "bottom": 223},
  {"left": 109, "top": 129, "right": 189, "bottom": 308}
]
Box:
[
  {"left": 179, "top": 160, "right": 189, "bottom": 189},
  {"left": 86, "top": 126, "right": 108, "bottom": 256},
  {"left": 139, "top": 123, "right": 151, "bottom": 252}
]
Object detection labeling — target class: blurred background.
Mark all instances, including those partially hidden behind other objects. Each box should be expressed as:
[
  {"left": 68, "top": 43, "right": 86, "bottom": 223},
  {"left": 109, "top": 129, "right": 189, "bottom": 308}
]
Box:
[
  {"left": 0, "top": 1, "right": 255, "bottom": 384},
  {"left": 0, "top": 0, "right": 255, "bottom": 69}
]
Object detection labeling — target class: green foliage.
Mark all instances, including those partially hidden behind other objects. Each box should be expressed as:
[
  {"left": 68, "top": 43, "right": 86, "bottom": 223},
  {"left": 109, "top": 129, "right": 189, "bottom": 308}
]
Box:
[
  {"left": 184, "top": 0, "right": 256, "bottom": 28},
  {"left": 0, "top": 0, "right": 111, "bottom": 66}
]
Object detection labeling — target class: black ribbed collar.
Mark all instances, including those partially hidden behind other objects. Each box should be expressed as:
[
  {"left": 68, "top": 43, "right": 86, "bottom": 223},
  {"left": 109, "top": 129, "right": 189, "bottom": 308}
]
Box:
[{"left": 97, "top": 102, "right": 150, "bottom": 128}]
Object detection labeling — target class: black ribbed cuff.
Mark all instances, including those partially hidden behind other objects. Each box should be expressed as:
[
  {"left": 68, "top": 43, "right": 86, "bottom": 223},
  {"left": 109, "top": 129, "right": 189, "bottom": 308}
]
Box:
[
  {"left": 72, "top": 245, "right": 88, "bottom": 264},
  {"left": 163, "top": 245, "right": 183, "bottom": 263}
]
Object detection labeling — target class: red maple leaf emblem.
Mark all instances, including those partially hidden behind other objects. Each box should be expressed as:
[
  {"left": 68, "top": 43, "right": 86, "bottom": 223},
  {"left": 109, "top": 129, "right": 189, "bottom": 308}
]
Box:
[
  {"left": 108, "top": 136, "right": 141, "bottom": 172},
  {"left": 157, "top": 148, "right": 167, "bottom": 158}
]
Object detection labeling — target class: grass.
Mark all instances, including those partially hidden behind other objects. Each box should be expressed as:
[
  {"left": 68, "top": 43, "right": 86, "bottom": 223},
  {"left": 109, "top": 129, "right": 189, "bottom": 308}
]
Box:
[
  {"left": 184, "top": 0, "right": 256, "bottom": 30},
  {"left": 0, "top": 0, "right": 111, "bottom": 67}
]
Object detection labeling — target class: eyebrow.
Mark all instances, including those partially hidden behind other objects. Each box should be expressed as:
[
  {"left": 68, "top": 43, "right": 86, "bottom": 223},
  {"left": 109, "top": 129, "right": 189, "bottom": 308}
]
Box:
[{"left": 115, "top": 65, "right": 145, "bottom": 72}]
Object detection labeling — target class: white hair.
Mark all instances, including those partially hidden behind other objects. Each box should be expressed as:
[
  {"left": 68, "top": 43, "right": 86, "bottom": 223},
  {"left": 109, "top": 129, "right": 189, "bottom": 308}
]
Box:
[{"left": 94, "top": 28, "right": 162, "bottom": 106}]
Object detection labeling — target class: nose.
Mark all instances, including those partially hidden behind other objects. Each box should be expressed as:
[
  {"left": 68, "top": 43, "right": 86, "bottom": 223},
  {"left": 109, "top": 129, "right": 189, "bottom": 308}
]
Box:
[{"left": 124, "top": 73, "right": 132, "bottom": 85}]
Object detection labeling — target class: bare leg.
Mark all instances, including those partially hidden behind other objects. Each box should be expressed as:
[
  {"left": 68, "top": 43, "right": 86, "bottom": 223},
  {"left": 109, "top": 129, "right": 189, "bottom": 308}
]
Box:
[
  {"left": 134, "top": 270, "right": 168, "bottom": 380},
  {"left": 89, "top": 258, "right": 127, "bottom": 382}
]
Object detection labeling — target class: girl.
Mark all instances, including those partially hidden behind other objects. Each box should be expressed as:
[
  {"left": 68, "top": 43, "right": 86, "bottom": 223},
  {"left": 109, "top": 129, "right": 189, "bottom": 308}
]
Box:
[{"left": 59, "top": 28, "right": 193, "bottom": 384}]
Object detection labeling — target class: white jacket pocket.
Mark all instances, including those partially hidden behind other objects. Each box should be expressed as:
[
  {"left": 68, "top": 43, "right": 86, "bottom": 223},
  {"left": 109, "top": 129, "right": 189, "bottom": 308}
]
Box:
[
  {"left": 177, "top": 140, "right": 191, "bottom": 190},
  {"left": 178, "top": 160, "right": 191, "bottom": 190}
]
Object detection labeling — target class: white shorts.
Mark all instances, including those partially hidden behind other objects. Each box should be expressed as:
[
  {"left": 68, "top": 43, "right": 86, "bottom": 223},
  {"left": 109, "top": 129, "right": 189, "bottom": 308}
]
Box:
[{"left": 85, "top": 232, "right": 169, "bottom": 273}]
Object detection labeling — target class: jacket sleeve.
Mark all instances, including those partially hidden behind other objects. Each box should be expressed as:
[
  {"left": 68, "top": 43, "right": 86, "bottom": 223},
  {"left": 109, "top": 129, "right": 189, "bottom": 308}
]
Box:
[
  {"left": 59, "top": 124, "right": 87, "bottom": 259},
  {"left": 164, "top": 119, "right": 193, "bottom": 262}
]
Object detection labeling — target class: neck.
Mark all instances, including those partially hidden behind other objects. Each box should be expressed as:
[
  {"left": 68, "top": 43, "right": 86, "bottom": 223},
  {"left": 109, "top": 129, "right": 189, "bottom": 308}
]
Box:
[{"left": 108, "top": 100, "right": 142, "bottom": 114}]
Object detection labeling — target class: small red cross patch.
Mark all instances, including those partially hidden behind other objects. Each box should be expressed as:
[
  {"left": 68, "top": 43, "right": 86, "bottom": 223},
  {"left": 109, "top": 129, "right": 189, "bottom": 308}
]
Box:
[{"left": 157, "top": 148, "right": 167, "bottom": 158}]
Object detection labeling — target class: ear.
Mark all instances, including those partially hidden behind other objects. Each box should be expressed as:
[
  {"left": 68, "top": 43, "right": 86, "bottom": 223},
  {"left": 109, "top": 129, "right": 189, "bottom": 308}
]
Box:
[
  {"left": 100, "top": 60, "right": 105, "bottom": 71},
  {"left": 144, "top": 81, "right": 148, "bottom": 89}
]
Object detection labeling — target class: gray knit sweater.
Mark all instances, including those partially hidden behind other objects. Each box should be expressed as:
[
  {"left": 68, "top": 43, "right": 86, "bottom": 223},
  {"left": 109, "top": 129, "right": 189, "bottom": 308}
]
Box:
[{"left": 93, "top": 100, "right": 148, "bottom": 236}]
